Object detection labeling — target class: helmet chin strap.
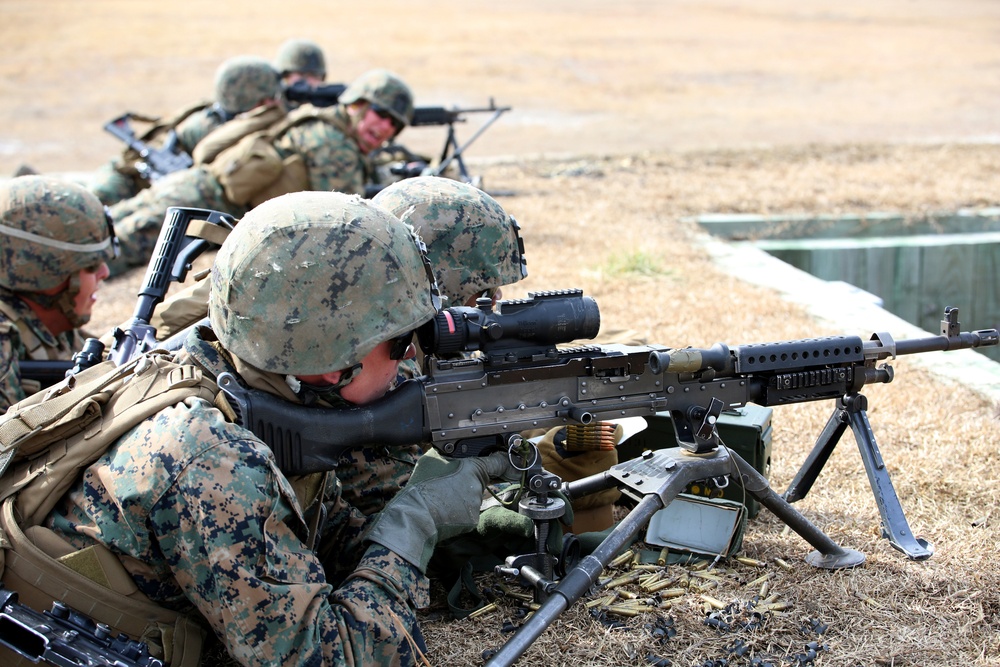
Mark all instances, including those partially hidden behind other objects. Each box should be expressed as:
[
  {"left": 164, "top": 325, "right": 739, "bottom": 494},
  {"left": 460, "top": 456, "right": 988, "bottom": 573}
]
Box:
[
  {"left": 17, "top": 272, "right": 90, "bottom": 330},
  {"left": 287, "top": 362, "right": 363, "bottom": 407}
]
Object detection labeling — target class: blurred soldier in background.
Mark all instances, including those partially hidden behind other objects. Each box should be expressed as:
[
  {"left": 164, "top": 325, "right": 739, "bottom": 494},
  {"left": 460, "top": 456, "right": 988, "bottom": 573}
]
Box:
[
  {"left": 106, "top": 68, "right": 414, "bottom": 276},
  {"left": 0, "top": 176, "right": 117, "bottom": 410},
  {"left": 274, "top": 37, "right": 327, "bottom": 87},
  {"left": 88, "top": 56, "right": 282, "bottom": 207}
]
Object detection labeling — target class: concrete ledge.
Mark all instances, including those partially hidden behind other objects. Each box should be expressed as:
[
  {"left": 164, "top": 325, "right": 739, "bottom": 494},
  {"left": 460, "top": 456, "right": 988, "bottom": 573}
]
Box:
[{"left": 696, "top": 232, "right": 1000, "bottom": 404}]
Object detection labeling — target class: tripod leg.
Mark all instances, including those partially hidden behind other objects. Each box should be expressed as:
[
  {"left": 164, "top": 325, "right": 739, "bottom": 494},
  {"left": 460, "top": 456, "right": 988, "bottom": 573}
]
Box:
[
  {"left": 783, "top": 401, "right": 849, "bottom": 503},
  {"left": 733, "top": 450, "right": 865, "bottom": 570},
  {"left": 844, "top": 395, "right": 933, "bottom": 560}
]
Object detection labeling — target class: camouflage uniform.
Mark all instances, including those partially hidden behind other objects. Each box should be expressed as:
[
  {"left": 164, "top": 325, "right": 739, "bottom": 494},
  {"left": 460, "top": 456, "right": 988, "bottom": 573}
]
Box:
[
  {"left": 335, "top": 177, "right": 531, "bottom": 511},
  {"left": 106, "top": 69, "right": 413, "bottom": 277},
  {"left": 88, "top": 107, "right": 222, "bottom": 207},
  {"left": 90, "top": 56, "right": 281, "bottom": 207},
  {"left": 106, "top": 166, "right": 244, "bottom": 276},
  {"left": 45, "top": 192, "right": 460, "bottom": 666},
  {"left": 0, "top": 175, "right": 117, "bottom": 411},
  {"left": 0, "top": 295, "right": 85, "bottom": 411}
]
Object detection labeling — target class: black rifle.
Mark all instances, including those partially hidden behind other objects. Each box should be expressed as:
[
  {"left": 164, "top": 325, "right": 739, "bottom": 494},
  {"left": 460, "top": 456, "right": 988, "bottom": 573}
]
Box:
[
  {"left": 103, "top": 114, "right": 194, "bottom": 182},
  {"left": 215, "top": 291, "right": 997, "bottom": 665},
  {"left": 18, "top": 207, "right": 235, "bottom": 384},
  {"left": 0, "top": 584, "right": 162, "bottom": 667},
  {"left": 282, "top": 80, "right": 346, "bottom": 107},
  {"left": 282, "top": 81, "right": 512, "bottom": 188}
]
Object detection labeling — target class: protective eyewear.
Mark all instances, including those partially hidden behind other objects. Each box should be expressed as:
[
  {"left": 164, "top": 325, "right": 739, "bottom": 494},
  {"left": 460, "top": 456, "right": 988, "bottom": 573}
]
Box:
[
  {"left": 389, "top": 330, "right": 415, "bottom": 360},
  {"left": 370, "top": 103, "right": 404, "bottom": 132}
]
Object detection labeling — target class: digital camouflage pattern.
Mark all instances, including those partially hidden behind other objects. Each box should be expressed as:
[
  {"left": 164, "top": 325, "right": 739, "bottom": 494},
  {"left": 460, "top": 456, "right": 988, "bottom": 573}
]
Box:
[
  {"left": 339, "top": 69, "right": 415, "bottom": 129},
  {"left": 0, "top": 175, "right": 116, "bottom": 291},
  {"left": 274, "top": 38, "right": 326, "bottom": 80},
  {"left": 91, "top": 57, "right": 279, "bottom": 207},
  {"left": 372, "top": 176, "right": 527, "bottom": 306},
  {"left": 209, "top": 190, "right": 437, "bottom": 375},
  {"left": 333, "top": 443, "right": 422, "bottom": 516},
  {"left": 272, "top": 104, "right": 369, "bottom": 189},
  {"left": 0, "top": 294, "right": 85, "bottom": 410},
  {"left": 45, "top": 327, "right": 429, "bottom": 666},
  {"left": 214, "top": 56, "right": 282, "bottom": 116},
  {"left": 106, "top": 166, "right": 245, "bottom": 276}
]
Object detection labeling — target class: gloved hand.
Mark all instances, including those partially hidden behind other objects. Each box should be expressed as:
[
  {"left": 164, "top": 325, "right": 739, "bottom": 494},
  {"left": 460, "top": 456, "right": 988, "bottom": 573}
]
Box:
[{"left": 366, "top": 449, "right": 518, "bottom": 573}]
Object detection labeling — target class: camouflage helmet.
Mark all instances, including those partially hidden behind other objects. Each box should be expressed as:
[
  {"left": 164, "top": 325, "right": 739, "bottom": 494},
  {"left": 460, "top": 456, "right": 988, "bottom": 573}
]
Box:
[
  {"left": 372, "top": 176, "right": 527, "bottom": 306},
  {"left": 209, "top": 191, "right": 438, "bottom": 375},
  {"left": 274, "top": 38, "right": 326, "bottom": 80},
  {"left": 339, "top": 69, "right": 414, "bottom": 128},
  {"left": 214, "top": 56, "right": 282, "bottom": 115},
  {"left": 0, "top": 175, "right": 117, "bottom": 292}
]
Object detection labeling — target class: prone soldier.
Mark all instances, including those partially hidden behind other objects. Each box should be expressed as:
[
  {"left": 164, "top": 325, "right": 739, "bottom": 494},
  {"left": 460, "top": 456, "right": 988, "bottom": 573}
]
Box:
[
  {"left": 0, "top": 175, "right": 117, "bottom": 411},
  {"left": 4, "top": 190, "right": 516, "bottom": 665},
  {"left": 106, "top": 68, "right": 414, "bottom": 276},
  {"left": 274, "top": 37, "right": 327, "bottom": 88},
  {"left": 88, "top": 56, "right": 282, "bottom": 207}
]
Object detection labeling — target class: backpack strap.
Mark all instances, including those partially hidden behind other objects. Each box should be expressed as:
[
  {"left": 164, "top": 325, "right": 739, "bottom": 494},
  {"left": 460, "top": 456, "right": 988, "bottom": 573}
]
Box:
[{"left": 0, "top": 358, "right": 123, "bottom": 478}]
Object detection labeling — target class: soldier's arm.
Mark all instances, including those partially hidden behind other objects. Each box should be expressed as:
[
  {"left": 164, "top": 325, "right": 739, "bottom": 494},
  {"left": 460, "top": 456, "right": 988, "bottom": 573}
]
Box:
[
  {"left": 153, "top": 415, "right": 425, "bottom": 666},
  {"left": 282, "top": 123, "right": 366, "bottom": 196}
]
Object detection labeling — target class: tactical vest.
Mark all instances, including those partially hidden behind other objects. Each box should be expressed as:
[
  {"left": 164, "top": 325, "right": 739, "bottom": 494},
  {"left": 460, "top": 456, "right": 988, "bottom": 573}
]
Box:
[
  {"left": 191, "top": 104, "right": 287, "bottom": 166},
  {"left": 0, "top": 352, "right": 224, "bottom": 667},
  {"left": 208, "top": 105, "right": 353, "bottom": 208}
]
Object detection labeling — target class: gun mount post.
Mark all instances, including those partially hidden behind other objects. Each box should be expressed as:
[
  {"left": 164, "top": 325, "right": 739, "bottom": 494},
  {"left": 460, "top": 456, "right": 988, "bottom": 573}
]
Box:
[
  {"left": 434, "top": 101, "right": 511, "bottom": 185},
  {"left": 785, "top": 394, "right": 933, "bottom": 560},
  {"left": 486, "top": 446, "right": 863, "bottom": 667}
]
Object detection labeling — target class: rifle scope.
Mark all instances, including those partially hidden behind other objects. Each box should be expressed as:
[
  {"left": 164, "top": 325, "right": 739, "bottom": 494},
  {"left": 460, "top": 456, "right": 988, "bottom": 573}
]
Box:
[{"left": 417, "top": 289, "right": 601, "bottom": 356}]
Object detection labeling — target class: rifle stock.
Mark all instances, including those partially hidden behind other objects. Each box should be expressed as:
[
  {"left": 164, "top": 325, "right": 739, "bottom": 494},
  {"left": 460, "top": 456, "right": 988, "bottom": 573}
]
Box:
[{"left": 214, "top": 298, "right": 998, "bottom": 664}]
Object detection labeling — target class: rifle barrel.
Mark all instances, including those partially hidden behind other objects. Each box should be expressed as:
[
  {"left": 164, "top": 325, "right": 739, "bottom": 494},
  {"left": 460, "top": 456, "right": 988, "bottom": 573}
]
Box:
[{"left": 894, "top": 329, "right": 999, "bottom": 356}]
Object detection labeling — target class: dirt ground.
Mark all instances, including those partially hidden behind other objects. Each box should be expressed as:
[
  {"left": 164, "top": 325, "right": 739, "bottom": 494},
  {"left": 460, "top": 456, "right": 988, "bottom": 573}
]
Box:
[{"left": 2, "top": 2, "right": 1000, "bottom": 666}]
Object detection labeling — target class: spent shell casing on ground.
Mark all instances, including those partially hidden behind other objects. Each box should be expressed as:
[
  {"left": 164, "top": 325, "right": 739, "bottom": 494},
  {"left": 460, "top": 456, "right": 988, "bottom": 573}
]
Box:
[
  {"left": 699, "top": 595, "right": 727, "bottom": 610},
  {"left": 609, "top": 550, "right": 636, "bottom": 569},
  {"left": 467, "top": 602, "right": 497, "bottom": 619},
  {"left": 735, "top": 556, "right": 766, "bottom": 567}
]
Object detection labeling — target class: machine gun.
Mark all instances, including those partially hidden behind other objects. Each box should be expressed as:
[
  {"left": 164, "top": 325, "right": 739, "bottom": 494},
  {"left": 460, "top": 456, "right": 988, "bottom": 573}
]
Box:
[
  {"left": 282, "top": 80, "right": 511, "bottom": 189},
  {"left": 18, "top": 207, "right": 235, "bottom": 384},
  {"left": 103, "top": 114, "right": 194, "bottom": 182},
  {"left": 216, "top": 290, "right": 998, "bottom": 555},
  {"left": 0, "top": 584, "right": 161, "bottom": 667},
  {"left": 215, "top": 289, "right": 997, "bottom": 666}
]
